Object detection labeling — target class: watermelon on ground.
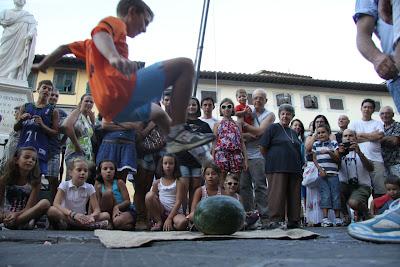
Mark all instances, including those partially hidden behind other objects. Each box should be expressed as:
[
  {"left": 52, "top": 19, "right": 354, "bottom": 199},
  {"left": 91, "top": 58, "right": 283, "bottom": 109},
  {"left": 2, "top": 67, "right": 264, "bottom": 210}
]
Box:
[{"left": 194, "top": 195, "right": 245, "bottom": 235}]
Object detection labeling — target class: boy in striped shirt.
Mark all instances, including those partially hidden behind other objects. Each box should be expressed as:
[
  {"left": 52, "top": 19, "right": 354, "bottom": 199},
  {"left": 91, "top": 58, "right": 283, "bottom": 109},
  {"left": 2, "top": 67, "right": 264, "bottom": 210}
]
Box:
[{"left": 312, "top": 125, "right": 342, "bottom": 227}]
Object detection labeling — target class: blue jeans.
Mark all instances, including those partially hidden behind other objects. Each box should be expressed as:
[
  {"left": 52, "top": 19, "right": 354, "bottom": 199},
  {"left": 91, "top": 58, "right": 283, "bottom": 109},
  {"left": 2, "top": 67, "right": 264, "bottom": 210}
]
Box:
[
  {"left": 319, "top": 175, "right": 341, "bottom": 210},
  {"left": 388, "top": 77, "right": 400, "bottom": 113}
]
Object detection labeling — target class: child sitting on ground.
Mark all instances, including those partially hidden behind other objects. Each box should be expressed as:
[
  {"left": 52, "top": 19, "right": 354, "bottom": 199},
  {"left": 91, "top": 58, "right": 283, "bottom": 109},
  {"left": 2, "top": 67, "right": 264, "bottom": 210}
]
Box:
[
  {"left": 223, "top": 173, "right": 259, "bottom": 230},
  {"left": 95, "top": 160, "right": 136, "bottom": 230},
  {"left": 0, "top": 147, "right": 50, "bottom": 229},
  {"left": 47, "top": 158, "right": 110, "bottom": 230},
  {"left": 223, "top": 172, "right": 241, "bottom": 202},
  {"left": 187, "top": 162, "right": 223, "bottom": 222},
  {"left": 371, "top": 175, "right": 400, "bottom": 215},
  {"left": 145, "top": 154, "right": 187, "bottom": 231},
  {"left": 31, "top": 0, "right": 214, "bottom": 155}
]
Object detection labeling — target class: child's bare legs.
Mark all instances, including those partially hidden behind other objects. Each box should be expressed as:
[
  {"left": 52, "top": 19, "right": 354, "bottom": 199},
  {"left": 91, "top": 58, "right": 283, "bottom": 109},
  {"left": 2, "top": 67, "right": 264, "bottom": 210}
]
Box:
[
  {"left": 46, "top": 176, "right": 59, "bottom": 204},
  {"left": 47, "top": 206, "right": 70, "bottom": 229},
  {"left": 4, "top": 199, "right": 50, "bottom": 229},
  {"left": 322, "top": 208, "right": 329, "bottom": 219},
  {"left": 180, "top": 177, "right": 201, "bottom": 214},
  {"left": 145, "top": 191, "right": 164, "bottom": 230},
  {"left": 47, "top": 206, "right": 110, "bottom": 230},
  {"left": 134, "top": 165, "right": 154, "bottom": 219},
  {"left": 162, "top": 57, "right": 194, "bottom": 126},
  {"left": 99, "top": 190, "right": 116, "bottom": 214},
  {"left": 113, "top": 212, "right": 135, "bottom": 230},
  {"left": 173, "top": 214, "right": 188, "bottom": 230}
]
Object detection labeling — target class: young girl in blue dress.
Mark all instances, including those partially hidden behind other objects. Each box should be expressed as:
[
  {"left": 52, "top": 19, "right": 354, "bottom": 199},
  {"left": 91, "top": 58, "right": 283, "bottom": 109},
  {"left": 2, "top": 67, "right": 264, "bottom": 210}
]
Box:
[{"left": 95, "top": 160, "right": 136, "bottom": 230}]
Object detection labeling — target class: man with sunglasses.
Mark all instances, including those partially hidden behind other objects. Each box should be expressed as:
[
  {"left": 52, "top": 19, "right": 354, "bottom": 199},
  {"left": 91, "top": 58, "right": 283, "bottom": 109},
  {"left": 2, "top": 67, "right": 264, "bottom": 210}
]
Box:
[{"left": 240, "top": 89, "right": 275, "bottom": 229}]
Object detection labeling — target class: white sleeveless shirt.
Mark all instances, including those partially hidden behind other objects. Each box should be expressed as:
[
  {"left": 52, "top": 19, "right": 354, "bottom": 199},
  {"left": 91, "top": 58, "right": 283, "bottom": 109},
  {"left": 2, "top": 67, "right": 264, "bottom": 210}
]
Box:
[{"left": 158, "top": 178, "right": 182, "bottom": 213}]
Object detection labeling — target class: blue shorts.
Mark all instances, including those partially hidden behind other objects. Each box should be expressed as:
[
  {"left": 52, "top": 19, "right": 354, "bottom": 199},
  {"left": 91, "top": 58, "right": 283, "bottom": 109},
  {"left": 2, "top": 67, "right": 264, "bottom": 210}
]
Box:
[
  {"left": 179, "top": 166, "right": 201, "bottom": 178},
  {"left": 47, "top": 153, "right": 60, "bottom": 178},
  {"left": 113, "top": 62, "right": 166, "bottom": 123}
]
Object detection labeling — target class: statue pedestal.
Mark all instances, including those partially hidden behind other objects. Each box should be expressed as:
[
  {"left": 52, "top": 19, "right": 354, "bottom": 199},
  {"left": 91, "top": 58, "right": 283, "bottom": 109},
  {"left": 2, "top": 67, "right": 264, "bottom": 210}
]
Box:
[
  {"left": 0, "top": 80, "right": 33, "bottom": 148},
  {"left": 0, "top": 78, "right": 29, "bottom": 88}
]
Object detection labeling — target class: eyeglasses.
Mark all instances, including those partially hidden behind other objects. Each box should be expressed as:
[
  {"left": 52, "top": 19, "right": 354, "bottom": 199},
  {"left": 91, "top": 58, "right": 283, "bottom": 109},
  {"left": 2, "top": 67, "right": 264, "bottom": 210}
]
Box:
[
  {"left": 221, "top": 104, "right": 233, "bottom": 110},
  {"left": 226, "top": 182, "right": 238, "bottom": 186}
]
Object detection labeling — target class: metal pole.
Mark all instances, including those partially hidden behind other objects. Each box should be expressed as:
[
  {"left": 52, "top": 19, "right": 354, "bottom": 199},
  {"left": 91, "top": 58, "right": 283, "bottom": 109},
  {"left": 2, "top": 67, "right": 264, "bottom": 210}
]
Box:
[{"left": 193, "top": 0, "right": 211, "bottom": 97}]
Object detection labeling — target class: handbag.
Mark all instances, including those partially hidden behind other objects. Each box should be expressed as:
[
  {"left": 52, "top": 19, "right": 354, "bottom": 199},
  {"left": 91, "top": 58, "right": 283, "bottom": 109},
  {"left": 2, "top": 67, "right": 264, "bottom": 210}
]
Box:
[
  {"left": 302, "top": 161, "right": 320, "bottom": 187},
  {"left": 137, "top": 125, "right": 166, "bottom": 153}
]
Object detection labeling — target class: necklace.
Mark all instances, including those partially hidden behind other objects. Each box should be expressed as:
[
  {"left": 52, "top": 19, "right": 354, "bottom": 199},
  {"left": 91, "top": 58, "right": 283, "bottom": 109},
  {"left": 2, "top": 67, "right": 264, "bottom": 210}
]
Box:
[{"left": 279, "top": 123, "right": 294, "bottom": 143}]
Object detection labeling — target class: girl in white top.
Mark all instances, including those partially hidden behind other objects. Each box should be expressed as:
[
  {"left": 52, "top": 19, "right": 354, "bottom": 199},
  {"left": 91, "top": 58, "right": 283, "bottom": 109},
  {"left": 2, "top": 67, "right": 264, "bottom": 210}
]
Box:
[
  {"left": 145, "top": 154, "right": 187, "bottom": 231},
  {"left": 187, "top": 162, "right": 222, "bottom": 222},
  {"left": 47, "top": 158, "right": 110, "bottom": 230}
]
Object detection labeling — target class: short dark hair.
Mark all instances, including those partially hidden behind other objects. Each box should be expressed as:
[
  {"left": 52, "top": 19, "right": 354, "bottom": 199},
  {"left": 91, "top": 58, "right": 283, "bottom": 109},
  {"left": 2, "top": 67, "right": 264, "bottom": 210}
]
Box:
[
  {"left": 312, "top": 114, "right": 331, "bottom": 133},
  {"left": 361, "top": 98, "right": 376, "bottom": 110},
  {"left": 385, "top": 174, "right": 400, "bottom": 187},
  {"left": 117, "top": 0, "right": 154, "bottom": 21},
  {"left": 37, "top": 80, "right": 53, "bottom": 90},
  {"left": 201, "top": 97, "right": 215, "bottom": 107},
  {"left": 315, "top": 124, "right": 331, "bottom": 134}
]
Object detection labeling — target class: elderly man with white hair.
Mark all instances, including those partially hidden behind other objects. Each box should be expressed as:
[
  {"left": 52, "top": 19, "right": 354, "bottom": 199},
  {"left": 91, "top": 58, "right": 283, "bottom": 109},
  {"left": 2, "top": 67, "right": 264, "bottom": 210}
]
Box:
[
  {"left": 240, "top": 88, "right": 275, "bottom": 228},
  {"left": 379, "top": 106, "right": 400, "bottom": 177}
]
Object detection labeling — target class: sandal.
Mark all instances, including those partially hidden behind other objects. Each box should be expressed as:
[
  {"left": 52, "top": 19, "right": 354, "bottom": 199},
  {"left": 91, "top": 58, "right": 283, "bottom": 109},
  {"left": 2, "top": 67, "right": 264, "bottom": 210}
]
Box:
[{"left": 150, "top": 222, "right": 162, "bottom": 231}]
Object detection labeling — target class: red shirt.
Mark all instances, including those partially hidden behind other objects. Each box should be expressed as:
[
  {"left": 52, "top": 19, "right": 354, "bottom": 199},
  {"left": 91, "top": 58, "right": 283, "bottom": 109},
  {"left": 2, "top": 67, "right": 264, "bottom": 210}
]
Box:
[
  {"left": 235, "top": 103, "right": 253, "bottom": 125},
  {"left": 69, "top": 16, "right": 136, "bottom": 122}
]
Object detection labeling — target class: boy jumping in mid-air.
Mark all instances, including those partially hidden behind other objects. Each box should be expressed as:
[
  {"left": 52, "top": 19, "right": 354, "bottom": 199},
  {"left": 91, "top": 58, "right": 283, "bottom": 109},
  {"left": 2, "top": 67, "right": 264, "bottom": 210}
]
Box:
[{"left": 31, "top": 0, "right": 214, "bottom": 154}]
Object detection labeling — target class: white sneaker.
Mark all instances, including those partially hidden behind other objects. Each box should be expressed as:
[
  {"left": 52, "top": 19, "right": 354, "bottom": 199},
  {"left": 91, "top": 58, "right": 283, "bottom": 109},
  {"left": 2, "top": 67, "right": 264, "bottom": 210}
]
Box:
[
  {"left": 334, "top": 217, "right": 344, "bottom": 227},
  {"left": 321, "top": 217, "right": 333, "bottom": 227}
]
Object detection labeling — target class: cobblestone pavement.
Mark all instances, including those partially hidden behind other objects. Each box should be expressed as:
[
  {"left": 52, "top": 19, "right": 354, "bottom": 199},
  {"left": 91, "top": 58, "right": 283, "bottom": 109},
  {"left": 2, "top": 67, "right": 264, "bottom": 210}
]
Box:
[{"left": 0, "top": 227, "right": 399, "bottom": 267}]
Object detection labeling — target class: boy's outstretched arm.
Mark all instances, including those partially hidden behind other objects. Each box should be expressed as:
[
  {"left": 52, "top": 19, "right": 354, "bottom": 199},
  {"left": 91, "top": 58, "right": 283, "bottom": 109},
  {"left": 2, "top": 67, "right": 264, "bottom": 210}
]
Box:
[
  {"left": 93, "top": 32, "right": 137, "bottom": 76},
  {"left": 31, "top": 45, "right": 71, "bottom": 73}
]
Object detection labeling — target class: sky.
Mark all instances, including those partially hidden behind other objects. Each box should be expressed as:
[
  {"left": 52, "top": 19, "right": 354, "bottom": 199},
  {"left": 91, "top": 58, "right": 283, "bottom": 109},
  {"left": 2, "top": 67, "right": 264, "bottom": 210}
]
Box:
[{"left": 0, "top": 0, "right": 385, "bottom": 84}]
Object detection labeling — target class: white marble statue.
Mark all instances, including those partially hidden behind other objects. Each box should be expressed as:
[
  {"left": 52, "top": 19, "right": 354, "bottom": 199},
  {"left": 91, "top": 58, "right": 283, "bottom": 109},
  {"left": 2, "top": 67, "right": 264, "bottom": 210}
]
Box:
[{"left": 0, "top": 0, "right": 37, "bottom": 81}]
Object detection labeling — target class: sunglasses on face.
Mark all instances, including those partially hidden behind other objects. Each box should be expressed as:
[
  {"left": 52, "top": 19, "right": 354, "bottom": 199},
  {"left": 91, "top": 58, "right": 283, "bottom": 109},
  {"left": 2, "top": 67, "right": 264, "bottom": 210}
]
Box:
[
  {"left": 226, "top": 182, "right": 238, "bottom": 186},
  {"left": 221, "top": 104, "right": 233, "bottom": 110}
]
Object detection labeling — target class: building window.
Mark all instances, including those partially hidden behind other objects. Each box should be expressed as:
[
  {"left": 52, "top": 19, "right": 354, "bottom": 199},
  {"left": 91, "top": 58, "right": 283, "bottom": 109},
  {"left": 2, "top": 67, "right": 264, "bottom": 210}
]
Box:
[
  {"left": 53, "top": 69, "right": 77, "bottom": 94},
  {"left": 247, "top": 93, "right": 253, "bottom": 105},
  {"left": 374, "top": 100, "right": 381, "bottom": 112},
  {"left": 27, "top": 72, "right": 37, "bottom": 90},
  {"left": 201, "top": 91, "right": 217, "bottom": 104},
  {"left": 276, "top": 93, "right": 292, "bottom": 106},
  {"left": 303, "top": 95, "right": 318, "bottom": 109},
  {"left": 329, "top": 98, "right": 344, "bottom": 110}
]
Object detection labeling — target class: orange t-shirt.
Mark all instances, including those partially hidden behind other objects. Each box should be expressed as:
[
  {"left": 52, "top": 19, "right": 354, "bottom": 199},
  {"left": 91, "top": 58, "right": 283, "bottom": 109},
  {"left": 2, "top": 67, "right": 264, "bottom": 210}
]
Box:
[{"left": 68, "top": 16, "right": 136, "bottom": 122}]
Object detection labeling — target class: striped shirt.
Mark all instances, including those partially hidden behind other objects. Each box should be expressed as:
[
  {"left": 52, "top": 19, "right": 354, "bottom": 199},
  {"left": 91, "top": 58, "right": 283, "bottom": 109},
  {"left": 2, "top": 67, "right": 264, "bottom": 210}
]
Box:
[{"left": 312, "top": 140, "right": 339, "bottom": 175}]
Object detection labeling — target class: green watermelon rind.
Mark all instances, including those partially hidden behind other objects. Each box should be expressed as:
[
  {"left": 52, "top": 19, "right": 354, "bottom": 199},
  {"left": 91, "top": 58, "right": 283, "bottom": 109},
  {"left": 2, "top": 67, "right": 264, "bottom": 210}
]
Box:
[{"left": 193, "top": 195, "right": 246, "bottom": 235}]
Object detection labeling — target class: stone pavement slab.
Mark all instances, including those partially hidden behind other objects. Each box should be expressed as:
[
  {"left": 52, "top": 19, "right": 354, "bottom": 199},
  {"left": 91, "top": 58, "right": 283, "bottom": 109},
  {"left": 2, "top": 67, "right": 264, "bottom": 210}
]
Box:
[{"left": 0, "top": 227, "right": 399, "bottom": 267}]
